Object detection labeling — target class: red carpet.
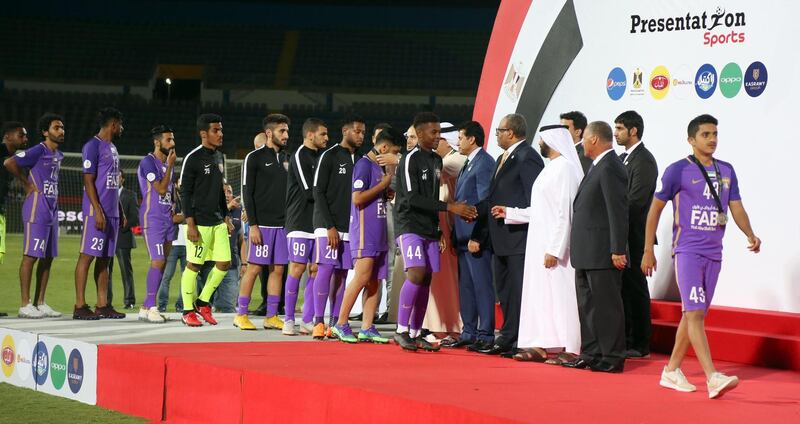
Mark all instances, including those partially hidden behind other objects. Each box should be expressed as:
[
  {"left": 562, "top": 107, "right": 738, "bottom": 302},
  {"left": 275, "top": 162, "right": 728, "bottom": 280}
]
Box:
[{"left": 97, "top": 341, "right": 800, "bottom": 423}]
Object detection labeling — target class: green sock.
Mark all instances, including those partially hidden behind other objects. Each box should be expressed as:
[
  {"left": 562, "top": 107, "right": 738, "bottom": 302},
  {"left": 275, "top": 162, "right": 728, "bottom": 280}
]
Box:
[
  {"left": 198, "top": 267, "right": 227, "bottom": 303},
  {"left": 181, "top": 268, "right": 199, "bottom": 311}
]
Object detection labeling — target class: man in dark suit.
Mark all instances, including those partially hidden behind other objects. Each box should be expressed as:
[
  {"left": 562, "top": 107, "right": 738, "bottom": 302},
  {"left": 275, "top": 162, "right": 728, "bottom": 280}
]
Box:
[
  {"left": 474, "top": 113, "right": 544, "bottom": 356},
  {"left": 560, "top": 111, "right": 593, "bottom": 174},
  {"left": 614, "top": 111, "right": 658, "bottom": 358},
  {"left": 442, "top": 121, "right": 496, "bottom": 350},
  {"left": 109, "top": 171, "right": 139, "bottom": 309},
  {"left": 563, "top": 121, "right": 629, "bottom": 373}
]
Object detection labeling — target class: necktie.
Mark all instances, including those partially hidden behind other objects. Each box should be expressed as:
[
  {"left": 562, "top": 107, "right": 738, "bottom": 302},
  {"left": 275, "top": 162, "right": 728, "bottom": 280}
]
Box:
[
  {"left": 619, "top": 152, "right": 628, "bottom": 163},
  {"left": 587, "top": 163, "right": 595, "bottom": 176},
  {"left": 495, "top": 151, "right": 509, "bottom": 176}
]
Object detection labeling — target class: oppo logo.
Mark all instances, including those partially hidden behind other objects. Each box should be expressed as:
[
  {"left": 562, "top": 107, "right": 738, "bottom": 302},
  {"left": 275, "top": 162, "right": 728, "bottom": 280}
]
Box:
[{"left": 720, "top": 77, "right": 741, "bottom": 84}]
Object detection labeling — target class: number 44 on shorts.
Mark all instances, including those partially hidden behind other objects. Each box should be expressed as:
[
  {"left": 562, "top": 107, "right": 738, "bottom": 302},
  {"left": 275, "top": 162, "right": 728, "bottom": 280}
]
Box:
[{"left": 689, "top": 286, "right": 706, "bottom": 304}]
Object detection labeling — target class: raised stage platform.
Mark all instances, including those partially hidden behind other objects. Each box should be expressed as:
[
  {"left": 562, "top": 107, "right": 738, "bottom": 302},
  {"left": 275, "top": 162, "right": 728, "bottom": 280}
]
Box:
[{"left": 1, "top": 305, "right": 799, "bottom": 423}]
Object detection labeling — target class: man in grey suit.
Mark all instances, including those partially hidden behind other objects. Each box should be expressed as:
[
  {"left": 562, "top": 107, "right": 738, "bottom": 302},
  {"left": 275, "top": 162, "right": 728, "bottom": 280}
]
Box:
[
  {"left": 441, "top": 121, "right": 496, "bottom": 350},
  {"left": 474, "top": 113, "right": 544, "bottom": 356},
  {"left": 562, "top": 121, "right": 629, "bottom": 373},
  {"left": 614, "top": 111, "right": 658, "bottom": 358},
  {"left": 109, "top": 171, "right": 139, "bottom": 309}
]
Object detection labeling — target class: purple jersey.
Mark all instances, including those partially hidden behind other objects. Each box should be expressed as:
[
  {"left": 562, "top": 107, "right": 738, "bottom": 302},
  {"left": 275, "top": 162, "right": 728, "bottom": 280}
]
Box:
[
  {"left": 655, "top": 157, "right": 741, "bottom": 260},
  {"left": 82, "top": 136, "right": 120, "bottom": 218},
  {"left": 349, "top": 157, "right": 388, "bottom": 254},
  {"left": 15, "top": 143, "right": 63, "bottom": 225},
  {"left": 138, "top": 153, "right": 173, "bottom": 228}
]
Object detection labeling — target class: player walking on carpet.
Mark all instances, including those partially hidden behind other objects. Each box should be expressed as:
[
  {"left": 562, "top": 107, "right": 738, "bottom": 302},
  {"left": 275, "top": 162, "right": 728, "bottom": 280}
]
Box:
[
  {"left": 331, "top": 127, "right": 403, "bottom": 343},
  {"left": 136, "top": 125, "right": 177, "bottom": 323},
  {"left": 178, "top": 114, "right": 233, "bottom": 327},
  {"left": 74, "top": 108, "right": 126, "bottom": 320},
  {"left": 393, "top": 112, "right": 477, "bottom": 352},
  {"left": 4, "top": 113, "right": 65, "bottom": 318},
  {"left": 642, "top": 114, "right": 761, "bottom": 399},
  {"left": 234, "top": 114, "right": 291, "bottom": 331},
  {"left": 284, "top": 118, "right": 328, "bottom": 335},
  {"left": 311, "top": 115, "right": 365, "bottom": 339}
]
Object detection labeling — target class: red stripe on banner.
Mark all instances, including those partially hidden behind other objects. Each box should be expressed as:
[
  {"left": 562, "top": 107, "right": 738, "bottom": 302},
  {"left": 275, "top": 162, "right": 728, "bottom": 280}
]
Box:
[{"left": 472, "top": 0, "right": 533, "bottom": 138}]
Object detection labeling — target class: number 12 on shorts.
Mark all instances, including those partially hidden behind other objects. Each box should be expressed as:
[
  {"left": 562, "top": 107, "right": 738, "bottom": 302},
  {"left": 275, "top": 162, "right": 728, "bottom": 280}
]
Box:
[{"left": 689, "top": 286, "right": 706, "bottom": 304}]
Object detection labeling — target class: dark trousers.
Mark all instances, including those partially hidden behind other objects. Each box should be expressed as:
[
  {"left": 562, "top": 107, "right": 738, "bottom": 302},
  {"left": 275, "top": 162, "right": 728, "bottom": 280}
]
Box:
[
  {"left": 621, "top": 259, "right": 652, "bottom": 354},
  {"left": 575, "top": 268, "right": 626, "bottom": 366},
  {"left": 458, "top": 249, "right": 495, "bottom": 343},
  {"left": 494, "top": 253, "right": 525, "bottom": 348},
  {"left": 108, "top": 247, "right": 136, "bottom": 306}
]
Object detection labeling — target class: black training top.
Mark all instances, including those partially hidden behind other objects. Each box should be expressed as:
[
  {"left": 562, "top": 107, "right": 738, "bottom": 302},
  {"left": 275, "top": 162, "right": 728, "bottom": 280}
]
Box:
[
  {"left": 313, "top": 144, "right": 359, "bottom": 233},
  {"left": 285, "top": 145, "right": 319, "bottom": 235},
  {"left": 242, "top": 145, "right": 287, "bottom": 227},
  {"left": 394, "top": 147, "right": 446, "bottom": 240},
  {"left": 179, "top": 145, "right": 228, "bottom": 226}
]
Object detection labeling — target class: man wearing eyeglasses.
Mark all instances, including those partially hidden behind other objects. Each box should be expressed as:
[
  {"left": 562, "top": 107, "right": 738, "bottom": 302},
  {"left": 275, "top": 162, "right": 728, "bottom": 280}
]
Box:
[{"left": 473, "top": 113, "right": 544, "bottom": 357}]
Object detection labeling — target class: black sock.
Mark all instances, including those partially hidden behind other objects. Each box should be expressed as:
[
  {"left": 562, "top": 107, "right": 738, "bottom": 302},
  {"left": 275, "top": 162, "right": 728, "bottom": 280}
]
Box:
[{"left": 195, "top": 299, "right": 209, "bottom": 307}]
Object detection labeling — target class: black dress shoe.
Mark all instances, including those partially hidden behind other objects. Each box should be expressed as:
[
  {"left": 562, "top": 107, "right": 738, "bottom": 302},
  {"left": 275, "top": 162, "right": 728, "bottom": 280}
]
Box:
[
  {"left": 477, "top": 343, "right": 510, "bottom": 355},
  {"left": 561, "top": 358, "right": 596, "bottom": 369},
  {"left": 443, "top": 338, "right": 474, "bottom": 348},
  {"left": 467, "top": 340, "right": 490, "bottom": 352},
  {"left": 375, "top": 312, "right": 389, "bottom": 324},
  {"left": 590, "top": 360, "right": 625, "bottom": 373},
  {"left": 625, "top": 349, "right": 651, "bottom": 359},
  {"left": 350, "top": 313, "right": 363, "bottom": 321}
]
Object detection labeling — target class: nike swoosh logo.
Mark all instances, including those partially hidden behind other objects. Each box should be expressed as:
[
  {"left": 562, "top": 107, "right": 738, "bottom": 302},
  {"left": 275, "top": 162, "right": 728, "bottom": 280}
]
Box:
[
  {"left": 265, "top": 163, "right": 274, "bottom": 167},
  {"left": 421, "top": 169, "right": 429, "bottom": 172},
  {"left": 691, "top": 179, "right": 703, "bottom": 184}
]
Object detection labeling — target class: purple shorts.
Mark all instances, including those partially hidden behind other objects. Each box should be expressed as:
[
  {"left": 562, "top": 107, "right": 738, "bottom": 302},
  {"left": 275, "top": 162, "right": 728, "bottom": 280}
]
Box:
[
  {"left": 397, "top": 234, "right": 440, "bottom": 272},
  {"left": 351, "top": 250, "right": 388, "bottom": 280},
  {"left": 80, "top": 216, "right": 119, "bottom": 257},
  {"left": 314, "top": 237, "right": 352, "bottom": 270},
  {"left": 247, "top": 227, "right": 289, "bottom": 266},
  {"left": 674, "top": 252, "right": 721, "bottom": 312},
  {"left": 287, "top": 237, "right": 315, "bottom": 264},
  {"left": 23, "top": 222, "right": 58, "bottom": 258},
  {"left": 143, "top": 225, "right": 175, "bottom": 261}
]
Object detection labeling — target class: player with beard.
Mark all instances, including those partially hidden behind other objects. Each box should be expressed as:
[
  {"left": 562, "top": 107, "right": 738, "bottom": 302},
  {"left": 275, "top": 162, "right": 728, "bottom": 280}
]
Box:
[
  {"left": 311, "top": 115, "right": 365, "bottom": 339},
  {"left": 136, "top": 125, "right": 177, "bottom": 323},
  {"left": 74, "top": 107, "right": 126, "bottom": 320},
  {"left": 235, "top": 114, "right": 291, "bottom": 330},
  {"left": 283, "top": 118, "right": 328, "bottom": 335},
  {"left": 4, "top": 114, "right": 65, "bottom": 318}
]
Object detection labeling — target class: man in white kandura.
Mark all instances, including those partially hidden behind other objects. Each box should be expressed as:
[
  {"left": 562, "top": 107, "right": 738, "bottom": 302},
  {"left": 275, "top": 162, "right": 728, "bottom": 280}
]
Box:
[{"left": 492, "top": 125, "right": 584, "bottom": 363}]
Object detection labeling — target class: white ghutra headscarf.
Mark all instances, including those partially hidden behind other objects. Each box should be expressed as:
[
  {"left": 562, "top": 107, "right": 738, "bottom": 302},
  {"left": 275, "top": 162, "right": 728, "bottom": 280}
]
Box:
[{"left": 538, "top": 125, "right": 585, "bottom": 181}]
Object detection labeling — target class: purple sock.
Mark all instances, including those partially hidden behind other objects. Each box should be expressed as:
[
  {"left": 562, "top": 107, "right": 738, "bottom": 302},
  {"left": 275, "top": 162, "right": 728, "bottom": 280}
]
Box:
[
  {"left": 302, "top": 275, "right": 315, "bottom": 323},
  {"left": 143, "top": 267, "right": 163, "bottom": 309},
  {"left": 397, "top": 280, "right": 422, "bottom": 328},
  {"left": 409, "top": 285, "right": 430, "bottom": 331},
  {"left": 314, "top": 264, "right": 334, "bottom": 324},
  {"left": 266, "top": 295, "right": 280, "bottom": 318},
  {"left": 330, "top": 270, "right": 347, "bottom": 321},
  {"left": 237, "top": 296, "right": 250, "bottom": 315},
  {"left": 284, "top": 275, "right": 301, "bottom": 322}
]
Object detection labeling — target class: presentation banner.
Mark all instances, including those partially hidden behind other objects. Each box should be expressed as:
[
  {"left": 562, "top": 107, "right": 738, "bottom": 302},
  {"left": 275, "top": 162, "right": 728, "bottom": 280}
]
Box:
[
  {"left": 1, "top": 328, "right": 37, "bottom": 390},
  {"left": 475, "top": 0, "right": 799, "bottom": 312},
  {"left": 34, "top": 335, "right": 97, "bottom": 405}
]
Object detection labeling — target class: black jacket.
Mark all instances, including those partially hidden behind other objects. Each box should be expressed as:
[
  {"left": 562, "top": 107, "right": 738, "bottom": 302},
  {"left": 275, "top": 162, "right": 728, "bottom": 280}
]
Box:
[
  {"left": 570, "top": 150, "right": 629, "bottom": 270},
  {"left": 394, "top": 147, "right": 447, "bottom": 240},
  {"left": 285, "top": 145, "right": 319, "bottom": 234},
  {"left": 313, "top": 144, "right": 359, "bottom": 232},
  {"left": 242, "top": 146, "right": 287, "bottom": 227},
  {"left": 474, "top": 141, "right": 544, "bottom": 256},
  {"left": 117, "top": 187, "right": 139, "bottom": 249},
  {"left": 179, "top": 145, "right": 227, "bottom": 227},
  {"left": 623, "top": 143, "right": 658, "bottom": 264}
]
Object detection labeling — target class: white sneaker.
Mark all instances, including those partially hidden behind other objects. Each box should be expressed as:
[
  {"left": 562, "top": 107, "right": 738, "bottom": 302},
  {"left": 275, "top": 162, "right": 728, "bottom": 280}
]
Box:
[
  {"left": 138, "top": 306, "right": 166, "bottom": 323},
  {"left": 659, "top": 366, "right": 696, "bottom": 392},
  {"left": 299, "top": 321, "right": 314, "bottom": 335},
  {"left": 282, "top": 320, "right": 297, "bottom": 336},
  {"left": 35, "top": 303, "right": 62, "bottom": 318},
  {"left": 19, "top": 303, "right": 45, "bottom": 319},
  {"left": 707, "top": 372, "right": 739, "bottom": 399}
]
